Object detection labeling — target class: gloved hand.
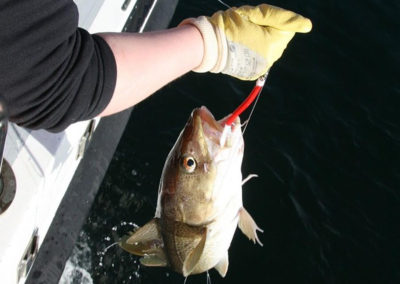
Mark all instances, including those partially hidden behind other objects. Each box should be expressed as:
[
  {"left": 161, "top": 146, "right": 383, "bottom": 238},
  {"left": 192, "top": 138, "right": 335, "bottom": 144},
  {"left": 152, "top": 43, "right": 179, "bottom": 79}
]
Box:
[{"left": 180, "top": 4, "right": 312, "bottom": 80}]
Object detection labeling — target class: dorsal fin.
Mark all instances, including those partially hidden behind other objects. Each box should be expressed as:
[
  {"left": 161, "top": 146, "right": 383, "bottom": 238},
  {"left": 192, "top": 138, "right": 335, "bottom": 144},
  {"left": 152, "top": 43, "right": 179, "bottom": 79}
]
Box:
[
  {"left": 119, "top": 218, "right": 167, "bottom": 266},
  {"left": 214, "top": 250, "right": 229, "bottom": 277},
  {"left": 238, "top": 207, "right": 263, "bottom": 246}
]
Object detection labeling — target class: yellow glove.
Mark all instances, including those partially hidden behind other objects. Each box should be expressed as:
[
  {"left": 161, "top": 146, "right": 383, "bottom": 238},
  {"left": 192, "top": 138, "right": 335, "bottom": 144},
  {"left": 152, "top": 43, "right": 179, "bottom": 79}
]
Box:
[{"left": 180, "top": 4, "right": 312, "bottom": 80}]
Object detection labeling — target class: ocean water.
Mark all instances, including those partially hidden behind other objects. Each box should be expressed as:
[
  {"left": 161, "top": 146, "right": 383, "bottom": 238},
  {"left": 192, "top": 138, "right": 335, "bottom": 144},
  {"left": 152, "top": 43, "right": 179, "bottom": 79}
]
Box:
[{"left": 61, "top": 0, "right": 400, "bottom": 283}]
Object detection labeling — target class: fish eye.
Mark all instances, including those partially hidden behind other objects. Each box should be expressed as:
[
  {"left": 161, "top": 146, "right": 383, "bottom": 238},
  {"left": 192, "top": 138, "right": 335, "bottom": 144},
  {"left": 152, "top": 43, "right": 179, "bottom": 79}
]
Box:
[{"left": 182, "top": 156, "right": 196, "bottom": 173}]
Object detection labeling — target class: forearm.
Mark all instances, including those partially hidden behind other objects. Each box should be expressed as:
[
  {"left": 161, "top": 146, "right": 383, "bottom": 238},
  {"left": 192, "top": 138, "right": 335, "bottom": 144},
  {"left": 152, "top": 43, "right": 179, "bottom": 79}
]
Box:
[{"left": 97, "top": 25, "right": 203, "bottom": 116}]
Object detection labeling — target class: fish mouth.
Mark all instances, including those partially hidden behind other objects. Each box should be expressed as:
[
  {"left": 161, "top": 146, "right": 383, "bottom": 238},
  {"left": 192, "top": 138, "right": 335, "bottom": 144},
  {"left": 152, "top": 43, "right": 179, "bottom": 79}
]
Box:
[{"left": 193, "top": 106, "right": 240, "bottom": 145}]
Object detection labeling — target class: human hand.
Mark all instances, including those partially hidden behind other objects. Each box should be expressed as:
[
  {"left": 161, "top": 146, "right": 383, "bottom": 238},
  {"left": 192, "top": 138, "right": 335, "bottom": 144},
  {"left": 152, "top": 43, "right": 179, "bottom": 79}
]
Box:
[{"left": 180, "top": 4, "right": 312, "bottom": 80}]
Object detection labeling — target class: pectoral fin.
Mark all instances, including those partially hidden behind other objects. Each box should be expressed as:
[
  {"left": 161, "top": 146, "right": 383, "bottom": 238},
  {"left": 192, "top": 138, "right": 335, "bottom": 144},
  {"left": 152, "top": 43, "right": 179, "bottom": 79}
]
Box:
[
  {"left": 140, "top": 254, "right": 168, "bottom": 267},
  {"left": 119, "top": 218, "right": 167, "bottom": 267},
  {"left": 178, "top": 225, "right": 207, "bottom": 277},
  {"left": 238, "top": 207, "right": 263, "bottom": 246},
  {"left": 214, "top": 250, "right": 229, "bottom": 277}
]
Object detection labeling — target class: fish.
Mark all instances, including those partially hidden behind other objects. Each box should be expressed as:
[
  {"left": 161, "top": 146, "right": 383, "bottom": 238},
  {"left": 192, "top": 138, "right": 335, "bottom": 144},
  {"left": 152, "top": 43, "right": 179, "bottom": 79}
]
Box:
[{"left": 119, "top": 106, "right": 262, "bottom": 277}]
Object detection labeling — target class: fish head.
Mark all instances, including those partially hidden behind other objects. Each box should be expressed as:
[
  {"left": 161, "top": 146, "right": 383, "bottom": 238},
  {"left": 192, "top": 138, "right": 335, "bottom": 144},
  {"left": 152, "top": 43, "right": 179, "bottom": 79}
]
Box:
[{"left": 157, "top": 106, "right": 244, "bottom": 225}]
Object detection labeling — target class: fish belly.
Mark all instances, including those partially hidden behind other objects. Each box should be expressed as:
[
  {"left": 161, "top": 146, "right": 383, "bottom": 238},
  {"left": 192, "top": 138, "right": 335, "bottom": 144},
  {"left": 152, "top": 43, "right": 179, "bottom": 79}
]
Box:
[{"left": 192, "top": 182, "right": 242, "bottom": 274}]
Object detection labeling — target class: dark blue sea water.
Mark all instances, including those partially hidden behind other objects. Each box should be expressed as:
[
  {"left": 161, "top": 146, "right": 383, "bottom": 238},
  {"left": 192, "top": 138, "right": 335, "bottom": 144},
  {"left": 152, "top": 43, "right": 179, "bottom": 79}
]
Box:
[{"left": 62, "top": 0, "right": 400, "bottom": 283}]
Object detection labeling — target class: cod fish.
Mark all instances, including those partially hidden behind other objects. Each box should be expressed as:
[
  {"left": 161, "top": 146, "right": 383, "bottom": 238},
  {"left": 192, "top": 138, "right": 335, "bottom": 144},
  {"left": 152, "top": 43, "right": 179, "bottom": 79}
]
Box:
[{"left": 120, "top": 106, "right": 262, "bottom": 277}]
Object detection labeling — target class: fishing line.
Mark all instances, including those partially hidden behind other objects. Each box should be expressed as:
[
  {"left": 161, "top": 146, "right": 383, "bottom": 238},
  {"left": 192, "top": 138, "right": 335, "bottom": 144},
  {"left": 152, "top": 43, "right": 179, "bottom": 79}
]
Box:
[
  {"left": 206, "top": 270, "right": 212, "bottom": 284},
  {"left": 225, "top": 74, "right": 267, "bottom": 127},
  {"left": 220, "top": 73, "right": 268, "bottom": 146},
  {"left": 242, "top": 174, "right": 259, "bottom": 186},
  {"left": 241, "top": 78, "right": 264, "bottom": 135},
  {"left": 217, "top": 0, "right": 231, "bottom": 9}
]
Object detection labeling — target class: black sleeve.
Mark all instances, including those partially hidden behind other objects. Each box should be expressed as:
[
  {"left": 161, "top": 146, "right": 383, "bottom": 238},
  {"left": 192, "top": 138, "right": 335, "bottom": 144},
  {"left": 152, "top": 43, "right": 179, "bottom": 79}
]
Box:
[{"left": 0, "top": 0, "right": 117, "bottom": 132}]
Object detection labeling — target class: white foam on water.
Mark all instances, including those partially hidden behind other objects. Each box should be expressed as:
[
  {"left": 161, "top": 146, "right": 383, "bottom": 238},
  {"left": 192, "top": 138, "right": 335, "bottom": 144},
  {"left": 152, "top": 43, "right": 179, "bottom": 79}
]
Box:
[
  {"left": 59, "top": 259, "right": 93, "bottom": 284},
  {"left": 59, "top": 232, "right": 93, "bottom": 284}
]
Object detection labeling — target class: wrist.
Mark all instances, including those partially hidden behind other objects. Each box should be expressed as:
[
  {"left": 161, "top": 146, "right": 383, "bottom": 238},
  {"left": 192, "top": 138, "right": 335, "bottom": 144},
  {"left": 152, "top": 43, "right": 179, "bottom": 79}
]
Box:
[{"left": 179, "top": 16, "right": 219, "bottom": 73}]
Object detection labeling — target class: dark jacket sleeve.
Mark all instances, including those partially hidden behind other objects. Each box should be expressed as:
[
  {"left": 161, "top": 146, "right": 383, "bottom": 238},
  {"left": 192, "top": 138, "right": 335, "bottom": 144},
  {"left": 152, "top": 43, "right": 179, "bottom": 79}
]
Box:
[{"left": 0, "top": 0, "right": 117, "bottom": 132}]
